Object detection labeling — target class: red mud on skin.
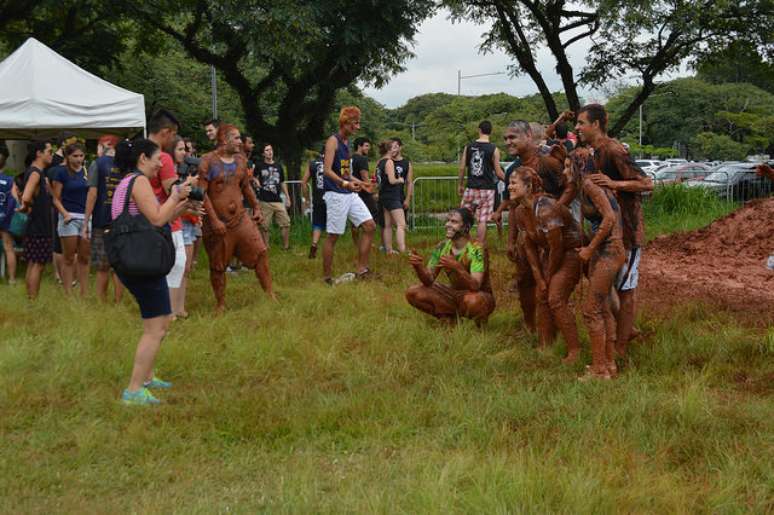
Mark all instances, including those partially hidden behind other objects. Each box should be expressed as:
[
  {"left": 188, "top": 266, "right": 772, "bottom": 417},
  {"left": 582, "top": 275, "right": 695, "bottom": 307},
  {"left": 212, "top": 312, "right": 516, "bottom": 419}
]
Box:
[{"left": 640, "top": 197, "right": 774, "bottom": 324}]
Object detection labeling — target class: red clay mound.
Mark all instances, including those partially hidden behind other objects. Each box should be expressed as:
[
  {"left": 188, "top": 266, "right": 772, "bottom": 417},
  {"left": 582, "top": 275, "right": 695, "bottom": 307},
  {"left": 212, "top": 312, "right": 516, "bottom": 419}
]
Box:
[{"left": 640, "top": 197, "right": 774, "bottom": 324}]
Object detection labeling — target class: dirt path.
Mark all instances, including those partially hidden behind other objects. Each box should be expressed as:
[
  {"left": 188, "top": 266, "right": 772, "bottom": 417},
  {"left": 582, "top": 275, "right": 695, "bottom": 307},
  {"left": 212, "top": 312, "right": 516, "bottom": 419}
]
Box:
[{"left": 639, "top": 197, "right": 774, "bottom": 325}]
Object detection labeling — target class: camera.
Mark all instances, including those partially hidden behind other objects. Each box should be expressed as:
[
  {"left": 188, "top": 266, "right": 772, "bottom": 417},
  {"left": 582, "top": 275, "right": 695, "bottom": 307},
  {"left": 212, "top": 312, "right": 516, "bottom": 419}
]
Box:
[{"left": 177, "top": 158, "right": 205, "bottom": 202}]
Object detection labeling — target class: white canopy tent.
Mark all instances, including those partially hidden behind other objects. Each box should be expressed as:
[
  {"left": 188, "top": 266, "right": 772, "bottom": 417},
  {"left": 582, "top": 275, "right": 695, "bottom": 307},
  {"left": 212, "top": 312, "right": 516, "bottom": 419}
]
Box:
[{"left": 0, "top": 38, "right": 146, "bottom": 140}]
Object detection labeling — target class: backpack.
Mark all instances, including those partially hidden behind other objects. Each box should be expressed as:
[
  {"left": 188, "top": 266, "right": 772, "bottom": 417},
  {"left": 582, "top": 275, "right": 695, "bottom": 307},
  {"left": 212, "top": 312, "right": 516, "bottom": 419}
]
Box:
[{"left": 104, "top": 174, "right": 175, "bottom": 278}]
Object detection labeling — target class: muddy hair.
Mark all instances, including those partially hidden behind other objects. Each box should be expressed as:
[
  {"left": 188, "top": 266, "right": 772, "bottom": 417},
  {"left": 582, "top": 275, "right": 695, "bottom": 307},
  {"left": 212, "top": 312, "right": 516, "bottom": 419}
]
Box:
[
  {"left": 452, "top": 207, "right": 475, "bottom": 234},
  {"left": 215, "top": 124, "right": 240, "bottom": 147},
  {"left": 507, "top": 120, "right": 531, "bottom": 135},
  {"left": 513, "top": 166, "right": 543, "bottom": 194},
  {"left": 114, "top": 138, "right": 159, "bottom": 173},
  {"left": 578, "top": 103, "right": 608, "bottom": 133}
]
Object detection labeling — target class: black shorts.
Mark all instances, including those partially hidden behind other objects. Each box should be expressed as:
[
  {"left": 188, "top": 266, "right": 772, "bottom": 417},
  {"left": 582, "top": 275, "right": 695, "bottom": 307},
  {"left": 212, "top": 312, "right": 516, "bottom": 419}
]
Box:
[
  {"left": 117, "top": 271, "right": 172, "bottom": 319},
  {"left": 312, "top": 201, "right": 326, "bottom": 230},
  {"left": 381, "top": 196, "right": 404, "bottom": 212}
]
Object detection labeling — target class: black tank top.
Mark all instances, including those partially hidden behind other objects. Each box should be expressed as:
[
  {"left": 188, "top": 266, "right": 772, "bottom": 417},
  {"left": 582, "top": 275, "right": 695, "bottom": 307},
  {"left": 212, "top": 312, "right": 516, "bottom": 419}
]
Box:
[
  {"left": 465, "top": 141, "right": 496, "bottom": 190},
  {"left": 379, "top": 158, "right": 408, "bottom": 200}
]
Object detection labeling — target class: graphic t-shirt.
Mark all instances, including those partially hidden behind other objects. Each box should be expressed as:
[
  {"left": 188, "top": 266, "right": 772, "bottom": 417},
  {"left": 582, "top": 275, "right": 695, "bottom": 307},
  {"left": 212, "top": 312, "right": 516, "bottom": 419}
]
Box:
[
  {"left": 256, "top": 161, "right": 285, "bottom": 203},
  {"left": 87, "top": 155, "right": 118, "bottom": 229},
  {"left": 427, "top": 239, "right": 492, "bottom": 293},
  {"left": 0, "top": 173, "right": 16, "bottom": 228},
  {"left": 149, "top": 151, "right": 181, "bottom": 232},
  {"left": 23, "top": 166, "right": 52, "bottom": 236},
  {"left": 323, "top": 134, "right": 351, "bottom": 194},
  {"left": 309, "top": 158, "right": 325, "bottom": 207},
  {"left": 54, "top": 166, "right": 89, "bottom": 214},
  {"left": 465, "top": 141, "right": 496, "bottom": 190}
]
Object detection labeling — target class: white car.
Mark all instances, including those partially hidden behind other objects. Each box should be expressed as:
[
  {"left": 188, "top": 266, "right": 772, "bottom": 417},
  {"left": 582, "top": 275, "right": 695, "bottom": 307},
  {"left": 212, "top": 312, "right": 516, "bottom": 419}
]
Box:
[{"left": 635, "top": 160, "right": 664, "bottom": 175}]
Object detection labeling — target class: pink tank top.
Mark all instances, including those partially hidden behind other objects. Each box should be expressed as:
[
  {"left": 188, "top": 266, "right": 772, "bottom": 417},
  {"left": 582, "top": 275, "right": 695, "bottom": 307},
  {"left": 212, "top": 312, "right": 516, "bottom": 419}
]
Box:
[{"left": 111, "top": 174, "right": 143, "bottom": 220}]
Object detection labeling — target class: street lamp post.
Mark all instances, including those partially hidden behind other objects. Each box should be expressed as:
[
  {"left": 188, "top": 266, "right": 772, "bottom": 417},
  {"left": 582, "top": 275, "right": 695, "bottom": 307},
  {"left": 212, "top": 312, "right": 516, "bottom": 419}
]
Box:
[
  {"left": 457, "top": 69, "right": 506, "bottom": 95},
  {"left": 210, "top": 65, "right": 218, "bottom": 119}
]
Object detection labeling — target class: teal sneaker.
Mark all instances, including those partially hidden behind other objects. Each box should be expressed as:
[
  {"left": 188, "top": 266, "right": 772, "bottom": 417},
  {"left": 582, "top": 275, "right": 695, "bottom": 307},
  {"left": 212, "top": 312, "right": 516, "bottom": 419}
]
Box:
[
  {"left": 121, "top": 388, "right": 160, "bottom": 405},
  {"left": 143, "top": 376, "right": 172, "bottom": 389}
]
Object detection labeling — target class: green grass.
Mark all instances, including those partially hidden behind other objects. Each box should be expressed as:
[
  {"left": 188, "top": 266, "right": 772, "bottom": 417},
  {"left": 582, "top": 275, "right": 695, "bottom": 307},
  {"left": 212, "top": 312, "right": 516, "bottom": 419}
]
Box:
[
  {"left": 644, "top": 184, "right": 737, "bottom": 240},
  {"left": 1, "top": 220, "right": 773, "bottom": 513}
]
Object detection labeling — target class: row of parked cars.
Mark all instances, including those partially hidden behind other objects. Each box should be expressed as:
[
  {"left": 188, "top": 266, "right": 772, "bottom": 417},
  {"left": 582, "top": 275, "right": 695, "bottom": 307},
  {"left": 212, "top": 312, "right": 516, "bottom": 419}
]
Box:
[{"left": 636, "top": 159, "right": 774, "bottom": 201}]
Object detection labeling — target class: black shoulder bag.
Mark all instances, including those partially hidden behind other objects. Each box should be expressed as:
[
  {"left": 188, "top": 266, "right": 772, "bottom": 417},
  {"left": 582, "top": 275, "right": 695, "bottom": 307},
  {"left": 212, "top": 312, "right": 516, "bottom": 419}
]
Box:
[{"left": 105, "top": 174, "right": 175, "bottom": 278}]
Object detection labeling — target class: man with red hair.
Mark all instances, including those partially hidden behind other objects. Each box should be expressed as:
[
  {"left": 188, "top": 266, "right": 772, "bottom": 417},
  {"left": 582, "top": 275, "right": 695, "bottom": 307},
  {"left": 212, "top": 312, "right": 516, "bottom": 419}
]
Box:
[
  {"left": 321, "top": 106, "right": 377, "bottom": 283},
  {"left": 198, "top": 124, "right": 274, "bottom": 310}
]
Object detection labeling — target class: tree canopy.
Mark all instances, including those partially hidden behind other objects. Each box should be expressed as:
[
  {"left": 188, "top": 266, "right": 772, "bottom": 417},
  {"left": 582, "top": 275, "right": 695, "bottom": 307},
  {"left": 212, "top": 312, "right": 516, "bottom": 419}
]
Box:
[{"left": 444, "top": 0, "right": 773, "bottom": 136}]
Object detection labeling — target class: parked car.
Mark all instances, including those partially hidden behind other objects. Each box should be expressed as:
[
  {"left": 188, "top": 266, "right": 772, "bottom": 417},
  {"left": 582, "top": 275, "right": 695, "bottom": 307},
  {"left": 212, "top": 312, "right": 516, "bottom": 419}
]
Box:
[
  {"left": 635, "top": 159, "right": 664, "bottom": 174},
  {"left": 684, "top": 162, "right": 773, "bottom": 201},
  {"left": 653, "top": 163, "right": 710, "bottom": 185}
]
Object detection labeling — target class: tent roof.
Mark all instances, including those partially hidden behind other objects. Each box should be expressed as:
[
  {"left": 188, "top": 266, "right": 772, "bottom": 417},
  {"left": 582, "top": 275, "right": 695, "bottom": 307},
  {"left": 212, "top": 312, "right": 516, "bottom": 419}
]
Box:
[{"left": 0, "top": 38, "right": 145, "bottom": 139}]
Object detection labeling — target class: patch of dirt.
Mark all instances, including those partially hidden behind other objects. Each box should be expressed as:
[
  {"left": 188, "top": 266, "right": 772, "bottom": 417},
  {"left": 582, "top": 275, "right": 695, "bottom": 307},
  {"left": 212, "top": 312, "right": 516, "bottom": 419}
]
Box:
[{"left": 639, "top": 197, "right": 774, "bottom": 325}]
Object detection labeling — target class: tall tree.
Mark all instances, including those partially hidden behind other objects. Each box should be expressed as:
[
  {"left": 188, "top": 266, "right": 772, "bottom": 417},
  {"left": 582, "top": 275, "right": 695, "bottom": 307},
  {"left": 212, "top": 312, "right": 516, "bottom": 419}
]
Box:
[
  {"left": 0, "top": 0, "right": 135, "bottom": 71},
  {"left": 115, "top": 0, "right": 435, "bottom": 176},
  {"left": 445, "top": 0, "right": 772, "bottom": 136}
]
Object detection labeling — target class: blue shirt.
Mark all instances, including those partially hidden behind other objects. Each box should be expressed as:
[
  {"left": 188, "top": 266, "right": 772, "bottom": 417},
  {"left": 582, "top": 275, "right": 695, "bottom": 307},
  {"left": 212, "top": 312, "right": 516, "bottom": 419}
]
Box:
[
  {"left": 323, "top": 134, "right": 351, "bottom": 194},
  {"left": 87, "top": 155, "right": 118, "bottom": 228},
  {"left": 54, "top": 166, "right": 89, "bottom": 214}
]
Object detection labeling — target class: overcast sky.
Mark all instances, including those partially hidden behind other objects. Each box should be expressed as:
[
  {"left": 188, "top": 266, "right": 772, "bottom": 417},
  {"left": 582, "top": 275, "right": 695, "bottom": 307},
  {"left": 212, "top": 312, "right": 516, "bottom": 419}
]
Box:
[{"left": 362, "top": 9, "right": 686, "bottom": 109}]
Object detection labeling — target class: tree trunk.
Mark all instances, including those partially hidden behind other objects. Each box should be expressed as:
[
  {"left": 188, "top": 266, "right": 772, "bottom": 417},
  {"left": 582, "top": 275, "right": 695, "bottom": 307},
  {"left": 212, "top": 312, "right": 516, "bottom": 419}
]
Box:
[{"left": 609, "top": 81, "right": 656, "bottom": 137}]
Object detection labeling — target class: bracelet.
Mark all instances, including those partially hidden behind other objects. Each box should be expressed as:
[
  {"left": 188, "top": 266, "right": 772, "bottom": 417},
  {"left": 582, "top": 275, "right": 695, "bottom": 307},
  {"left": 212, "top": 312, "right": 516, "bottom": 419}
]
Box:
[{"left": 341, "top": 180, "right": 349, "bottom": 188}]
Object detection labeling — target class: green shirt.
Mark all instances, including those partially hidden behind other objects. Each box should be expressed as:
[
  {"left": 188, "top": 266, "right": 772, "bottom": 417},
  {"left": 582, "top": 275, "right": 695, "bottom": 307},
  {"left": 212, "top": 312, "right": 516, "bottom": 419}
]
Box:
[{"left": 427, "top": 240, "right": 486, "bottom": 274}]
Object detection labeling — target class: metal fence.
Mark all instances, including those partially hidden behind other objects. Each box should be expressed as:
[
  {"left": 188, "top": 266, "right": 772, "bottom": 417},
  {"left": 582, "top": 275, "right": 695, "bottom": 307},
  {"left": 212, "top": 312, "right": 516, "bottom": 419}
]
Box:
[
  {"left": 410, "top": 176, "right": 510, "bottom": 236},
  {"left": 648, "top": 170, "right": 773, "bottom": 205},
  {"left": 284, "top": 180, "right": 313, "bottom": 220}
]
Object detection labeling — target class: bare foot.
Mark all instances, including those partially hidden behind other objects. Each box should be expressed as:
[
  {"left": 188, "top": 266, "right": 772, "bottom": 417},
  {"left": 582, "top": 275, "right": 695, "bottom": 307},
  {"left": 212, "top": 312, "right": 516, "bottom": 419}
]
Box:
[
  {"left": 578, "top": 368, "right": 612, "bottom": 382},
  {"left": 562, "top": 349, "right": 580, "bottom": 364}
]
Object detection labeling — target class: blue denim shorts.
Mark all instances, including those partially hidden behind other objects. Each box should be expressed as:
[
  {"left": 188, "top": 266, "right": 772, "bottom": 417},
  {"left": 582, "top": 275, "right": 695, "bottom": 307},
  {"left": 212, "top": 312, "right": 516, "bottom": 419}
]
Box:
[{"left": 182, "top": 220, "right": 198, "bottom": 246}]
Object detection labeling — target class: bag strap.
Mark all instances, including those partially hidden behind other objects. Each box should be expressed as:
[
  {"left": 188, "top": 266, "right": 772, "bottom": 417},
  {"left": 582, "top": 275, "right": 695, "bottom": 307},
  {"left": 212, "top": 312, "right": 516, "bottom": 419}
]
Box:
[{"left": 121, "top": 173, "right": 141, "bottom": 216}]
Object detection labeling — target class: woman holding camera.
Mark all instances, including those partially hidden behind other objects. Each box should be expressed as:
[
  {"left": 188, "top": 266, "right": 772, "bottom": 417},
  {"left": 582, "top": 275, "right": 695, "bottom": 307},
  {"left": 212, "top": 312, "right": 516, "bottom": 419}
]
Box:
[
  {"left": 112, "top": 139, "right": 195, "bottom": 405},
  {"left": 170, "top": 136, "right": 202, "bottom": 318}
]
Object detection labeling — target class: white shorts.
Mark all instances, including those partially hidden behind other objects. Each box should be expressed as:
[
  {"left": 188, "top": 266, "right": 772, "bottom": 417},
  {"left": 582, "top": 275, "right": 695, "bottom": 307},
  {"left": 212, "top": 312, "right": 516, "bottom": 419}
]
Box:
[
  {"left": 323, "top": 191, "right": 373, "bottom": 235},
  {"left": 616, "top": 247, "right": 641, "bottom": 291},
  {"left": 166, "top": 230, "right": 186, "bottom": 288}
]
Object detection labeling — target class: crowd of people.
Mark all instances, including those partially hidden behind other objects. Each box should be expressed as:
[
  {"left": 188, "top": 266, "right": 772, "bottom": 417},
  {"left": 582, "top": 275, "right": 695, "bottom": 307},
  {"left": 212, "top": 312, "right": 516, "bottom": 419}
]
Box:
[{"left": 1, "top": 101, "right": 653, "bottom": 404}]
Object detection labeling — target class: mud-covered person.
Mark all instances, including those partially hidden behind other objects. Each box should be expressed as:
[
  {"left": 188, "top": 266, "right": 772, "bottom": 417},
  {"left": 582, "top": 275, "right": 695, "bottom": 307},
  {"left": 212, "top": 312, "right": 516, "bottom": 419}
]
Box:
[
  {"left": 571, "top": 148, "right": 626, "bottom": 380},
  {"left": 492, "top": 120, "right": 575, "bottom": 334},
  {"left": 198, "top": 124, "right": 275, "bottom": 311},
  {"left": 406, "top": 208, "right": 495, "bottom": 325},
  {"left": 507, "top": 166, "right": 583, "bottom": 362},
  {"left": 575, "top": 104, "right": 653, "bottom": 358}
]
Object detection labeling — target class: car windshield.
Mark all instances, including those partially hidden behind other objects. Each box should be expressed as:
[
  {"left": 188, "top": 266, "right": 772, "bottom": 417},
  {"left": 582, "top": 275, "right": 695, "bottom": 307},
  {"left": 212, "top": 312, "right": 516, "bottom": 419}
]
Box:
[
  {"left": 636, "top": 161, "right": 653, "bottom": 167},
  {"left": 654, "top": 167, "right": 679, "bottom": 179}
]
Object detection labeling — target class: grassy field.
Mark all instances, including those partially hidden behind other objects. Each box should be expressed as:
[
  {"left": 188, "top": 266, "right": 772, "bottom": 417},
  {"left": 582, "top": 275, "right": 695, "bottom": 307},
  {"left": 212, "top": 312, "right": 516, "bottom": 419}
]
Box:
[{"left": 1, "top": 204, "right": 773, "bottom": 513}]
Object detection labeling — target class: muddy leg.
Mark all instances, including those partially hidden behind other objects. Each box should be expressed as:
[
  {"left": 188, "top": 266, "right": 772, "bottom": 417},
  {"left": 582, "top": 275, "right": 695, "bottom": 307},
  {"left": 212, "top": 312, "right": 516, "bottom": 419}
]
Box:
[
  {"left": 548, "top": 252, "right": 581, "bottom": 363},
  {"left": 616, "top": 288, "right": 636, "bottom": 357}
]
